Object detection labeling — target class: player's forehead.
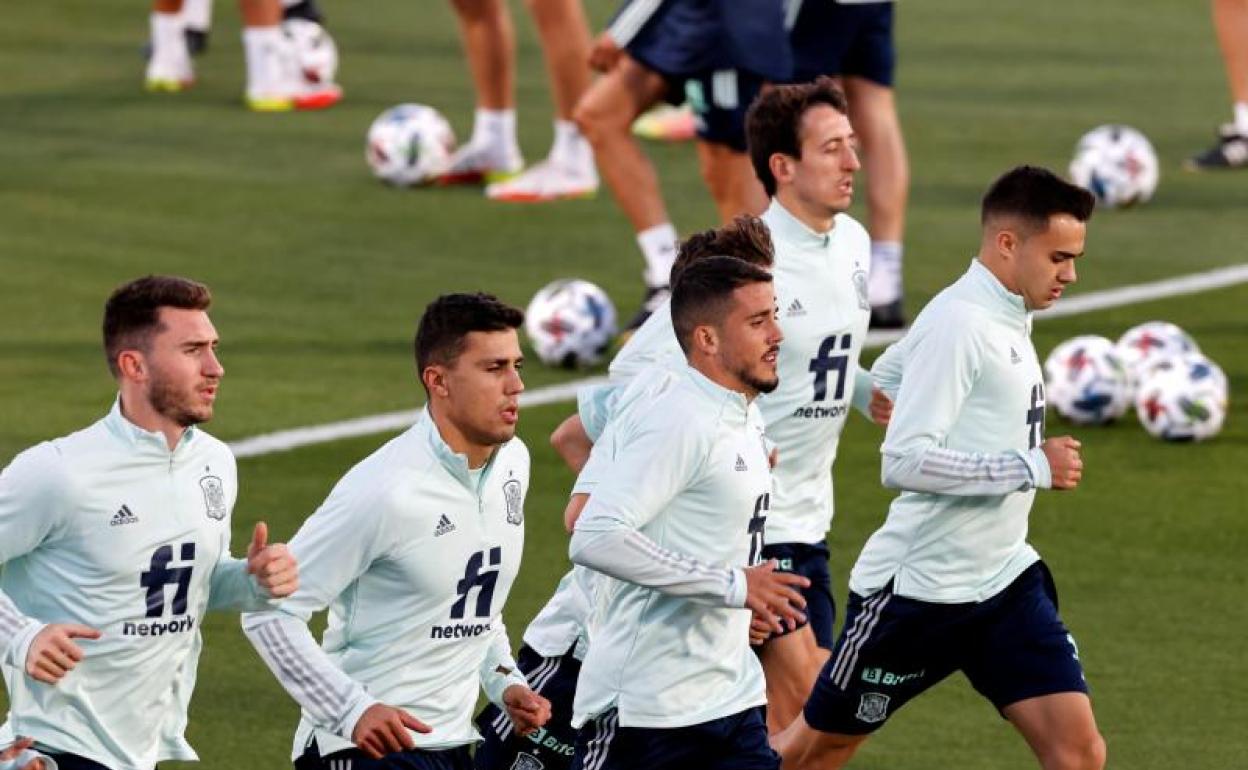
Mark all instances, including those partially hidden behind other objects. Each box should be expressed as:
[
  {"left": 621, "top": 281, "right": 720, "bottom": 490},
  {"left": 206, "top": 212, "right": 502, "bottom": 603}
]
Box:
[
  {"left": 1030, "top": 213, "right": 1087, "bottom": 253},
  {"left": 153, "top": 307, "right": 217, "bottom": 344},
  {"left": 730, "top": 281, "right": 776, "bottom": 315},
  {"left": 456, "top": 328, "right": 521, "bottom": 364},
  {"left": 798, "top": 104, "right": 853, "bottom": 146}
]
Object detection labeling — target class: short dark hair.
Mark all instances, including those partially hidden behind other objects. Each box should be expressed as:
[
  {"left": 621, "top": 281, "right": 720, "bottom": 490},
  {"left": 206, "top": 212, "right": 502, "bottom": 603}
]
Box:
[
  {"left": 670, "top": 215, "right": 775, "bottom": 286},
  {"left": 746, "top": 77, "right": 850, "bottom": 197},
  {"left": 414, "top": 292, "right": 524, "bottom": 386},
  {"left": 103, "top": 275, "right": 213, "bottom": 377},
  {"left": 671, "top": 256, "right": 774, "bottom": 355},
  {"left": 981, "top": 165, "right": 1096, "bottom": 232}
]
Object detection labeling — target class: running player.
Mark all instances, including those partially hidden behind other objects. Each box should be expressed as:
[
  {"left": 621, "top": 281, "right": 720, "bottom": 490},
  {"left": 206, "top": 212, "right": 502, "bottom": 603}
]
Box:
[
  {"left": 242, "top": 293, "right": 550, "bottom": 768},
  {"left": 0, "top": 275, "right": 298, "bottom": 770},
  {"left": 774, "top": 166, "right": 1105, "bottom": 770}
]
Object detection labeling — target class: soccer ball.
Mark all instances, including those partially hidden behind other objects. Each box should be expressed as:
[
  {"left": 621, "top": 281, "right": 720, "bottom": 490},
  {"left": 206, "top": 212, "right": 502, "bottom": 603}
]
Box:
[
  {"left": 282, "top": 19, "right": 337, "bottom": 87},
  {"left": 525, "top": 279, "right": 617, "bottom": 368},
  {"left": 365, "top": 104, "right": 456, "bottom": 186},
  {"left": 1068, "top": 125, "right": 1159, "bottom": 208},
  {"left": 1134, "top": 354, "right": 1229, "bottom": 441},
  {"left": 1116, "top": 321, "right": 1199, "bottom": 386},
  {"left": 1043, "top": 335, "right": 1132, "bottom": 424}
]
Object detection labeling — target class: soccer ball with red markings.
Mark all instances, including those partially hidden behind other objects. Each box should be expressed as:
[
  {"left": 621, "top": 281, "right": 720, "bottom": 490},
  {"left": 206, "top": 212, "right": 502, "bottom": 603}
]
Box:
[
  {"left": 1069, "top": 125, "right": 1159, "bottom": 208},
  {"left": 1116, "top": 321, "right": 1199, "bottom": 388},
  {"left": 525, "top": 279, "right": 617, "bottom": 368},
  {"left": 282, "top": 19, "right": 338, "bottom": 87},
  {"left": 365, "top": 104, "right": 456, "bottom": 186},
  {"left": 1044, "top": 335, "right": 1132, "bottom": 424},
  {"left": 1134, "top": 353, "right": 1228, "bottom": 441}
]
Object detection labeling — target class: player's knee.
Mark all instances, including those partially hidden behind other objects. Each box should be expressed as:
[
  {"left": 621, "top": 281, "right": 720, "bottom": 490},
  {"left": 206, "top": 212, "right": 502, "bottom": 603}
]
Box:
[
  {"left": 572, "top": 96, "right": 623, "bottom": 144},
  {"left": 1046, "top": 732, "right": 1106, "bottom": 770}
]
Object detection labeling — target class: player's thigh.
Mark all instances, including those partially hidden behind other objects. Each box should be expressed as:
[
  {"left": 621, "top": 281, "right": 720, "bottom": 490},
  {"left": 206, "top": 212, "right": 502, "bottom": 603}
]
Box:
[
  {"left": 571, "top": 711, "right": 696, "bottom": 770},
  {"left": 760, "top": 542, "right": 837, "bottom": 649},
  {"left": 709, "top": 707, "right": 781, "bottom": 770},
  {"left": 960, "top": 562, "right": 1089, "bottom": 713},
  {"left": 1004, "top": 692, "right": 1106, "bottom": 770},
  {"left": 803, "top": 587, "right": 957, "bottom": 736},
  {"left": 574, "top": 55, "right": 668, "bottom": 130},
  {"left": 683, "top": 69, "right": 766, "bottom": 153}
]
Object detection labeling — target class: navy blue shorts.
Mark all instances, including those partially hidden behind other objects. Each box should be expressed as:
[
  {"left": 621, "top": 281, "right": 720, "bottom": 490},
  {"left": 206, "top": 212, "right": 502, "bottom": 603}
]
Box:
[
  {"left": 759, "top": 541, "right": 836, "bottom": 649},
  {"left": 43, "top": 754, "right": 112, "bottom": 770},
  {"left": 681, "top": 69, "right": 767, "bottom": 151},
  {"left": 804, "top": 561, "right": 1088, "bottom": 735},
  {"left": 295, "top": 740, "right": 473, "bottom": 770},
  {"left": 571, "top": 706, "right": 778, "bottom": 770},
  {"left": 474, "top": 644, "right": 582, "bottom": 770},
  {"left": 790, "top": 0, "right": 896, "bottom": 86},
  {"left": 622, "top": 0, "right": 790, "bottom": 84}
]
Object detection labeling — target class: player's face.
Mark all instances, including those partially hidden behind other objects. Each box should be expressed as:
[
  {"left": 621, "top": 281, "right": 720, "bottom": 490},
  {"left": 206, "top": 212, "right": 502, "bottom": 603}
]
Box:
[
  {"left": 142, "top": 308, "right": 223, "bottom": 427},
  {"left": 717, "top": 281, "right": 783, "bottom": 397},
  {"left": 1013, "top": 214, "right": 1085, "bottom": 310},
  {"left": 440, "top": 329, "right": 526, "bottom": 449},
  {"left": 789, "top": 105, "right": 860, "bottom": 216}
]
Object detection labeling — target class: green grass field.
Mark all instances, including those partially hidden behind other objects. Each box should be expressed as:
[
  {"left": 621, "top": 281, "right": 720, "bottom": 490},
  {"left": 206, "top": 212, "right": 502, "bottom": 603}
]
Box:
[{"left": 2, "top": 0, "right": 1247, "bottom": 767}]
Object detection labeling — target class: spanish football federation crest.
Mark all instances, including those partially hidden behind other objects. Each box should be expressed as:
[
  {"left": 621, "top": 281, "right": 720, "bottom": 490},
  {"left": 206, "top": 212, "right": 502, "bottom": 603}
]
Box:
[
  {"left": 199, "top": 475, "right": 226, "bottom": 521},
  {"left": 509, "top": 753, "right": 545, "bottom": 770},
  {"left": 856, "top": 692, "right": 890, "bottom": 724},
  {"left": 853, "top": 269, "right": 870, "bottom": 311},
  {"left": 503, "top": 477, "right": 523, "bottom": 525}
]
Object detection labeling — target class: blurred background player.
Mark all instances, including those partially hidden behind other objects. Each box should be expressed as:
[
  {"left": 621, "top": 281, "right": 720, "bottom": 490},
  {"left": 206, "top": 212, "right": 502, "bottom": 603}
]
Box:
[
  {"left": 145, "top": 0, "right": 342, "bottom": 110},
  {"left": 573, "top": 0, "right": 791, "bottom": 330},
  {"left": 1187, "top": 0, "right": 1248, "bottom": 169},
  {"left": 788, "top": 0, "right": 910, "bottom": 328},
  {"left": 147, "top": 0, "right": 324, "bottom": 56},
  {"left": 437, "top": 0, "right": 600, "bottom": 204}
]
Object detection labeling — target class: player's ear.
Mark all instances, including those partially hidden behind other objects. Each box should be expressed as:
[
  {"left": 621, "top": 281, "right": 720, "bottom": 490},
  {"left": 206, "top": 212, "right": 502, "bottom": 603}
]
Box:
[
  {"left": 995, "top": 228, "right": 1020, "bottom": 260},
  {"left": 768, "top": 153, "right": 792, "bottom": 187},
  {"left": 695, "top": 324, "right": 718, "bottom": 355},
  {"left": 422, "top": 364, "right": 449, "bottom": 398},
  {"left": 116, "top": 349, "right": 145, "bottom": 381}
]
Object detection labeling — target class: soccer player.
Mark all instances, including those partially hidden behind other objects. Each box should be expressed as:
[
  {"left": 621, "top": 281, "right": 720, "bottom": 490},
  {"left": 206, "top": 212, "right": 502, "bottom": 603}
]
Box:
[
  {"left": 474, "top": 219, "right": 776, "bottom": 770},
  {"left": 146, "top": 0, "right": 324, "bottom": 57},
  {"left": 788, "top": 0, "right": 910, "bottom": 329},
  {"left": 573, "top": 0, "right": 791, "bottom": 329},
  {"left": 242, "top": 293, "right": 551, "bottom": 768},
  {"left": 145, "top": 0, "right": 342, "bottom": 111},
  {"left": 567, "top": 256, "right": 809, "bottom": 770},
  {"left": 0, "top": 275, "right": 298, "bottom": 770},
  {"left": 1187, "top": 0, "right": 1248, "bottom": 169},
  {"left": 437, "top": 0, "right": 600, "bottom": 203},
  {"left": 774, "top": 166, "right": 1106, "bottom": 770},
  {"left": 744, "top": 77, "right": 892, "bottom": 733}
]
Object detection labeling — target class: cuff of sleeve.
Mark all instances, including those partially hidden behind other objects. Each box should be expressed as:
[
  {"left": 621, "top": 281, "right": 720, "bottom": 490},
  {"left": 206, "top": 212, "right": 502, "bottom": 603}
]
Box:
[
  {"left": 484, "top": 668, "right": 530, "bottom": 708},
  {"left": 249, "top": 575, "right": 283, "bottom": 609},
  {"left": 725, "top": 568, "right": 747, "bottom": 608},
  {"left": 337, "top": 693, "right": 381, "bottom": 742},
  {"left": 851, "top": 368, "right": 874, "bottom": 417},
  {"left": 5, "top": 619, "right": 45, "bottom": 672},
  {"left": 1024, "top": 447, "right": 1052, "bottom": 490}
]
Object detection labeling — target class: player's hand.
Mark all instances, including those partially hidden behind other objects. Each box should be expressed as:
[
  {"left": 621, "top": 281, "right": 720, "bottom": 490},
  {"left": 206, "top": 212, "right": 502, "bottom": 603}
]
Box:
[
  {"left": 246, "top": 522, "right": 299, "bottom": 598},
  {"left": 588, "top": 32, "right": 621, "bottom": 72},
  {"left": 869, "top": 387, "right": 893, "bottom": 426},
  {"left": 351, "top": 703, "right": 432, "bottom": 760},
  {"left": 25, "top": 623, "right": 100, "bottom": 685},
  {"left": 742, "top": 560, "right": 809, "bottom": 635},
  {"left": 768, "top": 446, "right": 779, "bottom": 469},
  {"left": 1041, "top": 435, "right": 1083, "bottom": 489},
  {"left": 0, "top": 737, "right": 47, "bottom": 770},
  {"left": 749, "top": 614, "right": 774, "bottom": 646},
  {"left": 503, "top": 684, "right": 552, "bottom": 737}
]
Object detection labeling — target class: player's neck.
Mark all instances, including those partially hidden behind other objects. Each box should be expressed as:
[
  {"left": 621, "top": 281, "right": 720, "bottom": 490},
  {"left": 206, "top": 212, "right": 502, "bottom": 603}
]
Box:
[
  {"left": 774, "top": 191, "right": 836, "bottom": 234},
  {"left": 688, "top": 356, "right": 757, "bottom": 403},
  {"left": 428, "top": 406, "right": 494, "bottom": 469},
  {"left": 118, "top": 391, "right": 188, "bottom": 451}
]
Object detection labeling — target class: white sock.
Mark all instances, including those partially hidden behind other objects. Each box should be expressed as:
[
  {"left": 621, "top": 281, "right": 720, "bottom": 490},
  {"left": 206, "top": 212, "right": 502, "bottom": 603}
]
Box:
[
  {"left": 149, "top": 12, "right": 189, "bottom": 70},
  {"left": 549, "top": 119, "right": 592, "bottom": 169},
  {"left": 471, "top": 108, "right": 518, "bottom": 151},
  {"left": 868, "top": 241, "right": 904, "bottom": 306},
  {"left": 637, "top": 223, "right": 679, "bottom": 288},
  {"left": 243, "top": 25, "right": 285, "bottom": 94},
  {"left": 1234, "top": 102, "right": 1248, "bottom": 135},
  {"left": 181, "top": 0, "right": 213, "bottom": 32}
]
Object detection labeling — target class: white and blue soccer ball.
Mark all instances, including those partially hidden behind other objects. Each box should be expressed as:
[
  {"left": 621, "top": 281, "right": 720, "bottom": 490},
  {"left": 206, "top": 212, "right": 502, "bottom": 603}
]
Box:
[
  {"left": 1115, "top": 321, "right": 1199, "bottom": 388},
  {"left": 365, "top": 104, "right": 456, "bottom": 186},
  {"left": 1134, "top": 353, "right": 1229, "bottom": 441},
  {"left": 525, "top": 279, "right": 617, "bottom": 368},
  {"left": 282, "top": 19, "right": 338, "bottom": 87},
  {"left": 1069, "top": 125, "right": 1159, "bottom": 209},
  {"left": 1044, "top": 335, "right": 1133, "bottom": 424}
]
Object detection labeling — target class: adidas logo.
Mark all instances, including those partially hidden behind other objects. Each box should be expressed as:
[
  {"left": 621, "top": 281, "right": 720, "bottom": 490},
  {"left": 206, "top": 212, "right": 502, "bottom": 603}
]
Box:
[
  {"left": 735, "top": 455, "right": 748, "bottom": 472},
  {"left": 111, "top": 504, "right": 138, "bottom": 527},
  {"left": 434, "top": 514, "right": 456, "bottom": 537},
  {"left": 786, "top": 298, "right": 806, "bottom": 317},
  {"left": 1010, "top": 347, "right": 1022, "bottom": 364}
]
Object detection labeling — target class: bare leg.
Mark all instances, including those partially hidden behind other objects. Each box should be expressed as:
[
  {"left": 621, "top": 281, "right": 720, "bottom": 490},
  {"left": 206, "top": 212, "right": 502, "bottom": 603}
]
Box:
[
  {"left": 843, "top": 77, "right": 908, "bottom": 244},
  {"left": 759, "top": 626, "right": 829, "bottom": 734},
  {"left": 696, "top": 140, "right": 768, "bottom": 223},
  {"left": 527, "top": 0, "right": 592, "bottom": 120},
  {"left": 1005, "top": 692, "right": 1106, "bottom": 770},
  {"left": 1214, "top": 0, "right": 1248, "bottom": 105},
  {"left": 772, "top": 713, "right": 868, "bottom": 770},
  {"left": 451, "top": 0, "right": 514, "bottom": 110},
  {"left": 238, "top": 0, "right": 281, "bottom": 26}
]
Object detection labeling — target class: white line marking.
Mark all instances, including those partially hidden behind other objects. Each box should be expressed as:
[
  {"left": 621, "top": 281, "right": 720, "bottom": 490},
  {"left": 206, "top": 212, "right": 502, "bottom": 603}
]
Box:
[{"left": 229, "top": 265, "right": 1248, "bottom": 459}]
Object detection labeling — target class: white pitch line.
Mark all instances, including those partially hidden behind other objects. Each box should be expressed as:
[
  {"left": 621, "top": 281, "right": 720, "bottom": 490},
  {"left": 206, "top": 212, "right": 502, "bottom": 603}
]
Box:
[{"left": 229, "top": 264, "right": 1248, "bottom": 459}]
